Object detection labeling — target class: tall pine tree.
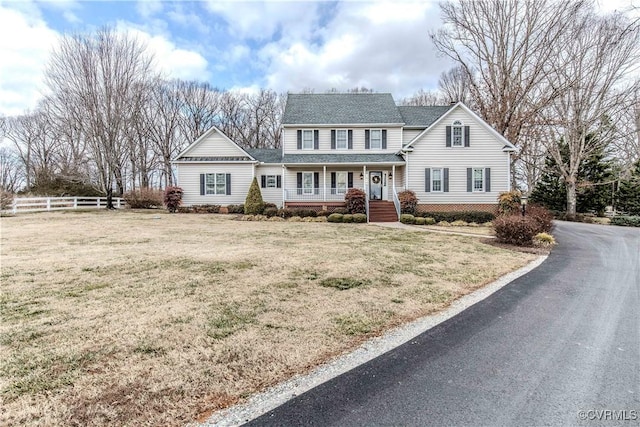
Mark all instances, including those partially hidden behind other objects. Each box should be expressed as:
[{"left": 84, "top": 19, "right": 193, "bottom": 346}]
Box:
[{"left": 617, "top": 160, "right": 640, "bottom": 215}]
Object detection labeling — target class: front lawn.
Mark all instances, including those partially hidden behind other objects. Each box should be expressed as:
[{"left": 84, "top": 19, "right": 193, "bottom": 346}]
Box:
[{"left": 0, "top": 211, "right": 535, "bottom": 426}]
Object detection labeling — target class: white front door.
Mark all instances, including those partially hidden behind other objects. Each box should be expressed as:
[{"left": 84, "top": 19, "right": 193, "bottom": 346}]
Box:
[{"left": 369, "top": 171, "right": 383, "bottom": 200}]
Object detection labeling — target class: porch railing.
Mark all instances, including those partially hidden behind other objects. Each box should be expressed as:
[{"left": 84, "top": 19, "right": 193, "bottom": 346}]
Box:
[
  {"left": 284, "top": 188, "right": 356, "bottom": 201},
  {"left": 392, "top": 186, "right": 401, "bottom": 220}
]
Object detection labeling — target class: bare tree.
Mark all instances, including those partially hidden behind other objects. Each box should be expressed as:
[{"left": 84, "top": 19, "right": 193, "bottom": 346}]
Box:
[
  {"left": 44, "top": 27, "right": 157, "bottom": 207},
  {"left": 399, "top": 89, "right": 445, "bottom": 106},
  {"left": 540, "top": 10, "right": 640, "bottom": 218},
  {"left": 438, "top": 66, "right": 471, "bottom": 105},
  {"left": 0, "top": 146, "right": 23, "bottom": 192},
  {"left": 178, "top": 80, "right": 220, "bottom": 143}
]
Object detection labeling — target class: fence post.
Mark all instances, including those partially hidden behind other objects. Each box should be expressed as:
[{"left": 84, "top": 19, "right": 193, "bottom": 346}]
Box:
[
  {"left": 116, "top": 198, "right": 121, "bottom": 208},
  {"left": 74, "top": 197, "right": 78, "bottom": 209},
  {"left": 47, "top": 198, "right": 51, "bottom": 211},
  {"left": 12, "top": 199, "right": 17, "bottom": 214},
  {"left": 97, "top": 198, "right": 101, "bottom": 208}
]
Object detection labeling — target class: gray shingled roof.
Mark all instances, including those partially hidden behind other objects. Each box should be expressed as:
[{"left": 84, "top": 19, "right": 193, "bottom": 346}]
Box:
[
  {"left": 245, "top": 148, "right": 282, "bottom": 163},
  {"left": 176, "top": 156, "right": 252, "bottom": 162},
  {"left": 282, "top": 93, "right": 404, "bottom": 125},
  {"left": 397, "top": 105, "right": 453, "bottom": 128},
  {"left": 282, "top": 153, "right": 405, "bottom": 164}
]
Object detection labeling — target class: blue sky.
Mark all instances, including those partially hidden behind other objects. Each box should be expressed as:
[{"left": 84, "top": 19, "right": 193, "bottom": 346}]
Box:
[{"left": 0, "top": 0, "right": 633, "bottom": 116}]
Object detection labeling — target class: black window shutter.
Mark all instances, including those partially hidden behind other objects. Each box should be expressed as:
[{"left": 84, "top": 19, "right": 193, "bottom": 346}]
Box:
[
  {"left": 200, "top": 174, "right": 205, "bottom": 195},
  {"left": 314, "top": 172, "right": 320, "bottom": 195},
  {"left": 314, "top": 130, "right": 319, "bottom": 150},
  {"left": 467, "top": 168, "right": 472, "bottom": 192},
  {"left": 226, "top": 174, "right": 231, "bottom": 195},
  {"left": 443, "top": 168, "right": 449, "bottom": 192},
  {"left": 464, "top": 126, "right": 470, "bottom": 147},
  {"left": 365, "top": 130, "right": 370, "bottom": 149},
  {"left": 331, "top": 130, "right": 336, "bottom": 149},
  {"left": 446, "top": 126, "right": 452, "bottom": 147},
  {"left": 297, "top": 130, "right": 302, "bottom": 149},
  {"left": 348, "top": 172, "right": 353, "bottom": 189},
  {"left": 260, "top": 175, "right": 266, "bottom": 188},
  {"left": 331, "top": 172, "right": 336, "bottom": 194},
  {"left": 485, "top": 168, "right": 491, "bottom": 192},
  {"left": 276, "top": 175, "right": 282, "bottom": 188},
  {"left": 348, "top": 130, "right": 353, "bottom": 149},
  {"left": 425, "top": 168, "right": 431, "bottom": 192},
  {"left": 382, "top": 130, "right": 387, "bottom": 149},
  {"left": 297, "top": 173, "right": 302, "bottom": 195}
]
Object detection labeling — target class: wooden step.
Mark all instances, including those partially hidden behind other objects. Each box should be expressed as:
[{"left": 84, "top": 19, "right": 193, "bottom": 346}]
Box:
[{"left": 368, "top": 201, "right": 398, "bottom": 222}]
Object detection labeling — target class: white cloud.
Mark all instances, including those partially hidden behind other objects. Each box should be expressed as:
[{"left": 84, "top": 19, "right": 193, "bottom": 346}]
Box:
[
  {"left": 0, "top": 5, "right": 59, "bottom": 115},
  {"left": 135, "top": 0, "right": 163, "bottom": 19}
]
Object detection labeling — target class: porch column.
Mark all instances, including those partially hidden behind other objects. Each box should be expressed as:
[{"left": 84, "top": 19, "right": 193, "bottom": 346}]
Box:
[
  {"left": 362, "top": 165, "right": 367, "bottom": 194},
  {"left": 323, "top": 165, "right": 327, "bottom": 202},
  {"left": 392, "top": 164, "right": 396, "bottom": 191},
  {"left": 282, "top": 165, "right": 286, "bottom": 205}
]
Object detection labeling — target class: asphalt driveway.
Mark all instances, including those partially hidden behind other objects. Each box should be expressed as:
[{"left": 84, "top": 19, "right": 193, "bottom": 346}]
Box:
[{"left": 246, "top": 221, "right": 640, "bottom": 426}]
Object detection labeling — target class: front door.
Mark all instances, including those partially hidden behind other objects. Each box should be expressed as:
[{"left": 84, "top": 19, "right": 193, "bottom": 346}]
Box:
[{"left": 369, "top": 171, "right": 383, "bottom": 200}]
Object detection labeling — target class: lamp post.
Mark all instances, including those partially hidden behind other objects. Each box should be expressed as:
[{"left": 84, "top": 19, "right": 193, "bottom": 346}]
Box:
[{"left": 521, "top": 194, "right": 528, "bottom": 217}]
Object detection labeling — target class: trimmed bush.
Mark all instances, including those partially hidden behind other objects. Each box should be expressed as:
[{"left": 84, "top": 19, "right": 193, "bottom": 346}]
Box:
[
  {"left": 437, "top": 221, "right": 451, "bottom": 227},
  {"left": 264, "top": 202, "right": 277, "bottom": 210},
  {"left": 416, "top": 211, "right": 495, "bottom": 223},
  {"left": 400, "top": 214, "right": 415, "bottom": 224},
  {"left": 289, "top": 216, "right": 302, "bottom": 222},
  {"left": 277, "top": 208, "right": 293, "bottom": 218},
  {"left": 493, "top": 215, "right": 538, "bottom": 246},
  {"left": 124, "top": 188, "right": 164, "bottom": 209},
  {"left": 498, "top": 190, "right": 521, "bottom": 215},
  {"left": 611, "top": 215, "right": 640, "bottom": 227},
  {"left": 191, "top": 204, "right": 220, "bottom": 213},
  {"left": 342, "top": 214, "right": 354, "bottom": 223},
  {"left": 424, "top": 217, "right": 436, "bottom": 225},
  {"left": 227, "top": 204, "right": 244, "bottom": 214},
  {"left": 244, "top": 177, "right": 265, "bottom": 215},
  {"left": 292, "top": 208, "right": 317, "bottom": 218},
  {"left": 414, "top": 217, "right": 426, "bottom": 225},
  {"left": 526, "top": 204, "right": 554, "bottom": 233},
  {"left": 327, "top": 213, "right": 344, "bottom": 223},
  {"left": 263, "top": 207, "right": 278, "bottom": 217},
  {"left": 352, "top": 213, "right": 367, "bottom": 223},
  {"left": 451, "top": 220, "right": 468, "bottom": 227},
  {"left": 332, "top": 207, "right": 349, "bottom": 214},
  {"left": 313, "top": 216, "right": 328, "bottom": 222},
  {"left": 317, "top": 210, "right": 330, "bottom": 217},
  {"left": 398, "top": 190, "right": 418, "bottom": 215},
  {"left": 533, "top": 232, "right": 556, "bottom": 247},
  {"left": 345, "top": 188, "right": 366, "bottom": 214}
]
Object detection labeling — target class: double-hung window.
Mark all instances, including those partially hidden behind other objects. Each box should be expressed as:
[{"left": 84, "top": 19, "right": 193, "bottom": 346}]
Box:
[
  {"left": 336, "top": 129, "right": 347, "bottom": 150},
  {"left": 473, "top": 168, "right": 484, "bottom": 192},
  {"left": 266, "top": 175, "right": 277, "bottom": 188},
  {"left": 452, "top": 120, "right": 463, "bottom": 147},
  {"left": 370, "top": 129, "right": 382, "bottom": 149},
  {"left": 336, "top": 171, "right": 347, "bottom": 194},
  {"left": 302, "top": 172, "right": 314, "bottom": 195},
  {"left": 431, "top": 168, "right": 443, "bottom": 192},
  {"left": 205, "top": 173, "right": 227, "bottom": 195},
  {"left": 302, "top": 130, "right": 314, "bottom": 150}
]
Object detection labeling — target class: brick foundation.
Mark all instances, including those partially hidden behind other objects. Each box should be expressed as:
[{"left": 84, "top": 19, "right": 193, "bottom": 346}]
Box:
[
  {"left": 417, "top": 203, "right": 499, "bottom": 214},
  {"left": 285, "top": 202, "right": 346, "bottom": 212}
]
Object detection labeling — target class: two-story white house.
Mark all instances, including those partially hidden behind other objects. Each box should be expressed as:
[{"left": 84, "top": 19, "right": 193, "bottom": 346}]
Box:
[{"left": 172, "top": 93, "right": 516, "bottom": 221}]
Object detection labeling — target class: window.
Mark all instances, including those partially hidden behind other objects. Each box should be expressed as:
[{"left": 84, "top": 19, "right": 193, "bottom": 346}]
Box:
[
  {"left": 302, "top": 129, "right": 314, "bottom": 150},
  {"left": 370, "top": 129, "right": 382, "bottom": 149},
  {"left": 303, "top": 172, "right": 314, "bottom": 194},
  {"left": 206, "top": 173, "right": 227, "bottom": 195},
  {"left": 266, "top": 175, "right": 277, "bottom": 188},
  {"left": 452, "top": 120, "right": 463, "bottom": 146},
  {"left": 336, "top": 172, "right": 347, "bottom": 194},
  {"left": 432, "top": 168, "right": 443, "bottom": 192},
  {"left": 473, "top": 168, "right": 484, "bottom": 192},
  {"left": 336, "top": 129, "right": 347, "bottom": 150}
]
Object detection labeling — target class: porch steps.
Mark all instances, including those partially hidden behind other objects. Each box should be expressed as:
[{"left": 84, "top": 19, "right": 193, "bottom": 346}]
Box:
[{"left": 368, "top": 201, "right": 398, "bottom": 222}]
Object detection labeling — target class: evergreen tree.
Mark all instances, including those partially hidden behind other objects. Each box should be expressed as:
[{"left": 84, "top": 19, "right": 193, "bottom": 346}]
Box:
[
  {"left": 529, "top": 146, "right": 568, "bottom": 212},
  {"left": 617, "top": 160, "right": 640, "bottom": 215},
  {"left": 244, "top": 177, "right": 265, "bottom": 215}
]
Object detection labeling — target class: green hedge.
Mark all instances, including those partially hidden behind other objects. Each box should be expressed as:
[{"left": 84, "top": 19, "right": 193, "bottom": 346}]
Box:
[
  {"left": 415, "top": 211, "right": 495, "bottom": 223},
  {"left": 610, "top": 216, "right": 640, "bottom": 227}
]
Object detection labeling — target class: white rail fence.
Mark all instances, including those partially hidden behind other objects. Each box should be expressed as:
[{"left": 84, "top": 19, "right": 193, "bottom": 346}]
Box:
[{"left": 5, "top": 197, "right": 126, "bottom": 214}]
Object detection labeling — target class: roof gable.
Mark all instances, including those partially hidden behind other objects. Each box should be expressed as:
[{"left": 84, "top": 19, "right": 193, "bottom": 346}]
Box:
[
  {"left": 282, "top": 93, "right": 404, "bottom": 125},
  {"left": 174, "top": 126, "right": 255, "bottom": 161},
  {"left": 404, "top": 102, "right": 517, "bottom": 151}
]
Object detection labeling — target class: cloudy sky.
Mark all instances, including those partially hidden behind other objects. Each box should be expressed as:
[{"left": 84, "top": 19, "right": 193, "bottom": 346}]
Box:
[{"left": 0, "top": 0, "right": 634, "bottom": 117}]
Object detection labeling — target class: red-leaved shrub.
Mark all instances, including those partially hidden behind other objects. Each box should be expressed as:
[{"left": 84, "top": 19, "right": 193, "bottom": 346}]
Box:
[
  {"left": 124, "top": 188, "right": 164, "bottom": 209},
  {"left": 345, "top": 188, "right": 366, "bottom": 214},
  {"left": 398, "top": 190, "right": 418, "bottom": 215},
  {"left": 164, "top": 186, "right": 183, "bottom": 213}
]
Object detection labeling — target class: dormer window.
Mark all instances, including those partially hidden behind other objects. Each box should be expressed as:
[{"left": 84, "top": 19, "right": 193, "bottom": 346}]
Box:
[{"left": 452, "top": 120, "right": 463, "bottom": 147}]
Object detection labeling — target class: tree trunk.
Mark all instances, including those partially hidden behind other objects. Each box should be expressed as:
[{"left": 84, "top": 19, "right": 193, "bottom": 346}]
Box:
[
  {"left": 566, "top": 179, "right": 577, "bottom": 220},
  {"left": 106, "top": 187, "right": 115, "bottom": 210}
]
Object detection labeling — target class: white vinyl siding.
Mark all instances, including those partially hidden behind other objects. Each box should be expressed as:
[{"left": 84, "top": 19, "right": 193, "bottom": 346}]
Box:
[
  {"left": 283, "top": 127, "right": 402, "bottom": 153},
  {"left": 256, "top": 165, "right": 284, "bottom": 206},
  {"left": 176, "top": 163, "right": 253, "bottom": 206},
  {"left": 407, "top": 106, "right": 510, "bottom": 205},
  {"left": 403, "top": 129, "right": 423, "bottom": 146},
  {"left": 182, "top": 129, "right": 250, "bottom": 157}
]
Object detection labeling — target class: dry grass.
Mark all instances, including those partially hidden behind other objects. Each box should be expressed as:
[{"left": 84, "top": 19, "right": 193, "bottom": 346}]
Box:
[
  {"left": 0, "top": 211, "right": 535, "bottom": 426},
  {"left": 421, "top": 225, "right": 495, "bottom": 236}
]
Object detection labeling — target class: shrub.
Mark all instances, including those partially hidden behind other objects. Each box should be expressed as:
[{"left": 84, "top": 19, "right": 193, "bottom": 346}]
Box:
[
  {"left": 277, "top": 208, "right": 293, "bottom": 218},
  {"left": 191, "top": 204, "right": 220, "bottom": 213},
  {"left": 424, "top": 217, "right": 436, "bottom": 225},
  {"left": 263, "top": 207, "right": 278, "bottom": 217},
  {"left": 493, "top": 215, "right": 538, "bottom": 246},
  {"left": 352, "top": 213, "right": 367, "bottom": 223},
  {"left": 416, "top": 211, "right": 495, "bottom": 223},
  {"left": 525, "top": 204, "right": 554, "bottom": 233},
  {"left": 451, "top": 220, "right": 468, "bottom": 227},
  {"left": 332, "top": 207, "right": 349, "bottom": 214},
  {"left": 345, "top": 188, "right": 366, "bottom": 214},
  {"left": 398, "top": 190, "right": 418, "bottom": 215},
  {"left": 498, "top": 190, "right": 521, "bottom": 215},
  {"left": 414, "top": 216, "right": 426, "bottom": 225},
  {"left": 227, "top": 204, "right": 245, "bottom": 214},
  {"left": 1, "top": 190, "right": 14, "bottom": 211},
  {"left": 124, "top": 188, "right": 164, "bottom": 209},
  {"left": 289, "top": 216, "right": 302, "bottom": 222},
  {"left": 342, "top": 214, "right": 354, "bottom": 223},
  {"left": 269, "top": 216, "right": 285, "bottom": 222},
  {"left": 244, "top": 177, "right": 265, "bottom": 215},
  {"left": 437, "top": 221, "right": 451, "bottom": 227},
  {"left": 610, "top": 215, "right": 640, "bottom": 227},
  {"left": 292, "top": 208, "right": 317, "bottom": 218},
  {"left": 317, "top": 210, "right": 330, "bottom": 217},
  {"left": 313, "top": 216, "right": 328, "bottom": 222},
  {"left": 327, "top": 213, "right": 344, "bottom": 223},
  {"left": 264, "top": 202, "right": 277, "bottom": 210},
  {"left": 533, "top": 232, "right": 556, "bottom": 247},
  {"left": 400, "top": 214, "right": 415, "bottom": 224}
]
